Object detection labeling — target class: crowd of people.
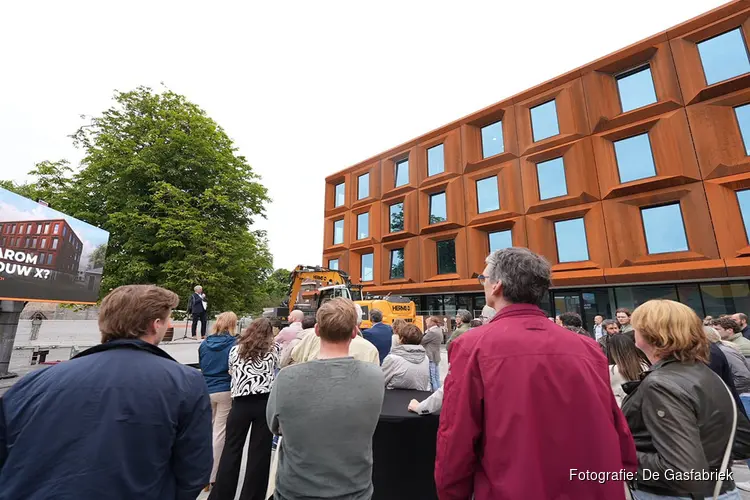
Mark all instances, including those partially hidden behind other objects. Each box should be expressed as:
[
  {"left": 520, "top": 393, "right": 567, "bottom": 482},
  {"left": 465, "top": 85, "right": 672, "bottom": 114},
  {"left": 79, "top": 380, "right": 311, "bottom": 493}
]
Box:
[{"left": 5, "top": 248, "right": 750, "bottom": 499}]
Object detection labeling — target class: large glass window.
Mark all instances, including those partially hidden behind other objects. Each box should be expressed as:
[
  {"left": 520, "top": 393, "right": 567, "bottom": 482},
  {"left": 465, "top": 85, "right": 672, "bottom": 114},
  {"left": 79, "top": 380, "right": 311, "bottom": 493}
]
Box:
[
  {"left": 530, "top": 100, "right": 560, "bottom": 142},
  {"left": 481, "top": 121, "right": 504, "bottom": 158},
  {"left": 334, "top": 183, "right": 345, "bottom": 207},
  {"left": 641, "top": 204, "right": 688, "bottom": 254},
  {"left": 476, "top": 176, "right": 500, "bottom": 213},
  {"left": 361, "top": 253, "right": 374, "bottom": 282},
  {"left": 429, "top": 192, "right": 447, "bottom": 224},
  {"left": 328, "top": 259, "right": 339, "bottom": 270},
  {"left": 615, "top": 285, "right": 678, "bottom": 312},
  {"left": 427, "top": 144, "right": 445, "bottom": 177},
  {"left": 554, "top": 218, "right": 589, "bottom": 263},
  {"left": 437, "top": 239, "right": 457, "bottom": 275},
  {"left": 537, "top": 157, "right": 567, "bottom": 200},
  {"left": 701, "top": 282, "right": 750, "bottom": 317},
  {"left": 488, "top": 230, "right": 512, "bottom": 252},
  {"left": 737, "top": 189, "right": 750, "bottom": 243},
  {"left": 735, "top": 104, "right": 750, "bottom": 156},
  {"left": 390, "top": 248, "right": 405, "bottom": 279},
  {"left": 357, "top": 212, "right": 369, "bottom": 240},
  {"left": 395, "top": 159, "right": 409, "bottom": 187},
  {"left": 697, "top": 28, "right": 750, "bottom": 86},
  {"left": 677, "top": 284, "right": 705, "bottom": 318},
  {"left": 52, "top": 238, "right": 59, "bottom": 250},
  {"left": 614, "top": 133, "right": 657, "bottom": 183},
  {"left": 389, "top": 203, "right": 404, "bottom": 233},
  {"left": 333, "top": 219, "right": 344, "bottom": 245},
  {"left": 616, "top": 66, "right": 657, "bottom": 113},
  {"left": 358, "top": 173, "right": 369, "bottom": 200}
]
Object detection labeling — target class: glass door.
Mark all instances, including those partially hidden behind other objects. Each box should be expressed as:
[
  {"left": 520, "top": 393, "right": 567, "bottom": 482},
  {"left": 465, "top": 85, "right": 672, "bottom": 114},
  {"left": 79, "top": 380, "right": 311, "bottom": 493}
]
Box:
[{"left": 553, "top": 291, "right": 583, "bottom": 327}]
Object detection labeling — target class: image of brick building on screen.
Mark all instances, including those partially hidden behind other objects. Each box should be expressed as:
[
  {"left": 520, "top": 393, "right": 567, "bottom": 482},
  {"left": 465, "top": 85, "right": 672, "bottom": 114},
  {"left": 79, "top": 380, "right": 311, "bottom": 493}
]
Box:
[{"left": 0, "top": 219, "right": 83, "bottom": 279}]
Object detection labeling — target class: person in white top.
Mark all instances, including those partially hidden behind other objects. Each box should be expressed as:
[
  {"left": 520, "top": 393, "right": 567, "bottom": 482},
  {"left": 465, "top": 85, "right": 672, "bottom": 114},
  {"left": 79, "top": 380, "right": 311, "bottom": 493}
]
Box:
[
  {"left": 606, "top": 334, "right": 648, "bottom": 407},
  {"left": 593, "top": 315, "right": 604, "bottom": 340}
]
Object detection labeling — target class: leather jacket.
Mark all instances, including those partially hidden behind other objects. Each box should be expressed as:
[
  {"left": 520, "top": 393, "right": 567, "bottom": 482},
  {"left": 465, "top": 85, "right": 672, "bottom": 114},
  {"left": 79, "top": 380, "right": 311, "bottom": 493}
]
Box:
[{"left": 622, "top": 358, "right": 750, "bottom": 497}]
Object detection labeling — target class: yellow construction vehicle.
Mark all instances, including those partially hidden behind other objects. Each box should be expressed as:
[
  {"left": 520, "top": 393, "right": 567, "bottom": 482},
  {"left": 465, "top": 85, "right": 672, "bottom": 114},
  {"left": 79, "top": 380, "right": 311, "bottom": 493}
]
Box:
[{"left": 263, "top": 265, "right": 419, "bottom": 329}]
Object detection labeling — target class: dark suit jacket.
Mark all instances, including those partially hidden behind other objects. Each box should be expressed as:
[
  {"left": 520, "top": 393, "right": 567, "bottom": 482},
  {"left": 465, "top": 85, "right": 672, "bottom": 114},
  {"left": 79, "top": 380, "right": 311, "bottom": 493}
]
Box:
[{"left": 187, "top": 293, "right": 205, "bottom": 314}]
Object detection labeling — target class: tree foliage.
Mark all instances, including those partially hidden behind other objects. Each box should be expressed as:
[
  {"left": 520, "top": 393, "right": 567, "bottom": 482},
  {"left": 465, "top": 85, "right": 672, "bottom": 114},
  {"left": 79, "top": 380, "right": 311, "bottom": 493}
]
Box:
[
  {"left": 260, "top": 268, "right": 292, "bottom": 308},
  {"left": 5, "top": 87, "right": 274, "bottom": 315}
]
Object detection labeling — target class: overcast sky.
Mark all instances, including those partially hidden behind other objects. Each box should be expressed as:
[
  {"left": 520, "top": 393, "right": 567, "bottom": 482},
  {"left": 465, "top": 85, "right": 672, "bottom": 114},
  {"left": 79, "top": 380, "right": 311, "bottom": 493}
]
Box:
[{"left": 0, "top": 0, "right": 727, "bottom": 270}]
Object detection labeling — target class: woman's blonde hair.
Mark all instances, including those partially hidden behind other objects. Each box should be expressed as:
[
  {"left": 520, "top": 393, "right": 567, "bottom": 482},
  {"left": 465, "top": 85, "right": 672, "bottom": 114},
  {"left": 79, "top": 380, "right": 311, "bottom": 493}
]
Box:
[
  {"left": 213, "top": 311, "right": 238, "bottom": 335},
  {"left": 631, "top": 299, "right": 709, "bottom": 363}
]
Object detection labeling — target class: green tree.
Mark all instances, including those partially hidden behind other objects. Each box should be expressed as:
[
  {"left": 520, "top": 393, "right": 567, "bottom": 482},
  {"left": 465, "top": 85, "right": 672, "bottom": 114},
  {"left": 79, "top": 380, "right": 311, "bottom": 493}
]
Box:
[
  {"left": 12, "top": 87, "right": 273, "bottom": 314},
  {"left": 261, "top": 268, "right": 292, "bottom": 308},
  {"left": 89, "top": 243, "right": 108, "bottom": 269}
]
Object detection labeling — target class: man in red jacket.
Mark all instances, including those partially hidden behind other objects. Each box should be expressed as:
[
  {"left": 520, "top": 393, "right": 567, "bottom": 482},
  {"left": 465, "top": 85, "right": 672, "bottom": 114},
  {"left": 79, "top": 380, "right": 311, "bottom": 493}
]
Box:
[{"left": 435, "top": 248, "right": 637, "bottom": 500}]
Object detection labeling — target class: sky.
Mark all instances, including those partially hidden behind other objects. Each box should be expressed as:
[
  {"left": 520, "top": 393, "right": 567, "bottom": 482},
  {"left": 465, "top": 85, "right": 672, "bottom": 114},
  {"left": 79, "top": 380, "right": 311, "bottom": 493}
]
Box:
[
  {"left": 0, "top": 187, "right": 110, "bottom": 270},
  {"left": 0, "top": 0, "right": 728, "bottom": 270}
]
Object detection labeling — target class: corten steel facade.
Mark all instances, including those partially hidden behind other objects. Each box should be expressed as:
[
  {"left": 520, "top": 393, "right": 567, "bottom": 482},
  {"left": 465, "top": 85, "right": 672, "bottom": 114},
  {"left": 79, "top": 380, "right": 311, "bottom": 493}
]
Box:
[
  {"left": 323, "top": 1, "right": 750, "bottom": 328},
  {"left": 0, "top": 219, "right": 83, "bottom": 274}
]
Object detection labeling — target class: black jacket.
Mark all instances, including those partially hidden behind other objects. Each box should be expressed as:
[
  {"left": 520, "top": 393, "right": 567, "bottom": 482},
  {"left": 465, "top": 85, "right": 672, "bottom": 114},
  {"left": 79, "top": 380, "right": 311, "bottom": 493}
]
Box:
[
  {"left": 708, "top": 342, "right": 747, "bottom": 419},
  {"left": 622, "top": 358, "right": 750, "bottom": 497},
  {"left": 187, "top": 292, "right": 206, "bottom": 314}
]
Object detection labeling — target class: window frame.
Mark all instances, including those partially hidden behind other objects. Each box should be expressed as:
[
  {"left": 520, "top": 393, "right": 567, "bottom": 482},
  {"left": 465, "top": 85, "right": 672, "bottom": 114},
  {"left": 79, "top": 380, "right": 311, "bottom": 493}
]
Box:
[
  {"left": 737, "top": 189, "right": 750, "bottom": 245},
  {"left": 553, "top": 217, "right": 590, "bottom": 264},
  {"left": 640, "top": 202, "right": 690, "bottom": 255},
  {"left": 436, "top": 238, "right": 457, "bottom": 275},
  {"left": 389, "top": 248, "right": 406, "bottom": 279},
  {"left": 333, "top": 219, "right": 345, "bottom": 245},
  {"left": 395, "top": 159, "right": 410, "bottom": 187},
  {"left": 536, "top": 156, "right": 568, "bottom": 201},
  {"left": 427, "top": 143, "right": 446, "bottom": 177},
  {"left": 613, "top": 132, "right": 658, "bottom": 184},
  {"left": 488, "top": 229, "right": 513, "bottom": 253},
  {"left": 696, "top": 27, "right": 750, "bottom": 86},
  {"left": 361, "top": 253, "right": 375, "bottom": 282},
  {"left": 476, "top": 176, "right": 500, "bottom": 214},
  {"left": 614, "top": 64, "right": 658, "bottom": 113},
  {"left": 334, "top": 182, "right": 346, "bottom": 208},
  {"left": 734, "top": 103, "right": 750, "bottom": 157},
  {"left": 480, "top": 120, "right": 504, "bottom": 159},
  {"left": 429, "top": 191, "right": 448, "bottom": 225},
  {"left": 530, "top": 99, "right": 560, "bottom": 143},
  {"left": 389, "top": 202, "right": 405, "bottom": 234},
  {"left": 356, "top": 212, "right": 370, "bottom": 240},
  {"left": 328, "top": 259, "right": 339, "bottom": 270}
]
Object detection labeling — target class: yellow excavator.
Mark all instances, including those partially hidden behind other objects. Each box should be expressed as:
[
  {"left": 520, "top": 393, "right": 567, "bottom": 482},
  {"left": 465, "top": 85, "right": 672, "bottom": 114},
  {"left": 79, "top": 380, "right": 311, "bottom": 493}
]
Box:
[{"left": 263, "top": 265, "right": 419, "bottom": 329}]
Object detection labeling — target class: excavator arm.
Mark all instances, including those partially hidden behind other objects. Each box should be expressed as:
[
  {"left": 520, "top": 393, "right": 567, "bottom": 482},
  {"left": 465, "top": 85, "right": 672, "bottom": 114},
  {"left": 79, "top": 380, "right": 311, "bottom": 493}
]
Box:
[{"left": 285, "top": 265, "right": 352, "bottom": 312}]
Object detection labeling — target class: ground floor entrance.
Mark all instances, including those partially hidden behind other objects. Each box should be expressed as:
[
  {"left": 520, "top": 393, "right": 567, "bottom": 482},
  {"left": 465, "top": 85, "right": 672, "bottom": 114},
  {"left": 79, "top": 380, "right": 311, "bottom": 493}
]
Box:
[{"left": 401, "top": 279, "right": 750, "bottom": 333}]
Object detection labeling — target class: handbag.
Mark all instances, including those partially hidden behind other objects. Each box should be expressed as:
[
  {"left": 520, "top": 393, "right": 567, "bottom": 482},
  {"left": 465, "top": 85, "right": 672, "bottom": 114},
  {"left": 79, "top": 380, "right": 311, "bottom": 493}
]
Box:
[{"left": 712, "top": 372, "right": 738, "bottom": 500}]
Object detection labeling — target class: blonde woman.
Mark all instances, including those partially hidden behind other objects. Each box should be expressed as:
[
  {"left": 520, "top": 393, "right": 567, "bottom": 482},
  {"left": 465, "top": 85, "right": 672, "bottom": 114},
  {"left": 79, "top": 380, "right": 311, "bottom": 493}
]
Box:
[
  {"left": 198, "top": 311, "right": 238, "bottom": 489},
  {"left": 622, "top": 300, "right": 750, "bottom": 499}
]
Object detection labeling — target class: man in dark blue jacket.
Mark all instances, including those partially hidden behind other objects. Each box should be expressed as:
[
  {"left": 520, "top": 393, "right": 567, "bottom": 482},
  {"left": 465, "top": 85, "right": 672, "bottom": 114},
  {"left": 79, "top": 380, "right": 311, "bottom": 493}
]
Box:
[
  {"left": 0, "top": 285, "right": 212, "bottom": 500},
  {"left": 187, "top": 285, "right": 208, "bottom": 339},
  {"left": 362, "top": 309, "right": 393, "bottom": 365}
]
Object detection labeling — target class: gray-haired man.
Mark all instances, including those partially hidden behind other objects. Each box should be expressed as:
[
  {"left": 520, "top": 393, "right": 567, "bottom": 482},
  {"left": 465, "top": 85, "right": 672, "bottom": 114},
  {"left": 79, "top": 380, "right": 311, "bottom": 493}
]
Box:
[{"left": 187, "top": 285, "right": 208, "bottom": 339}]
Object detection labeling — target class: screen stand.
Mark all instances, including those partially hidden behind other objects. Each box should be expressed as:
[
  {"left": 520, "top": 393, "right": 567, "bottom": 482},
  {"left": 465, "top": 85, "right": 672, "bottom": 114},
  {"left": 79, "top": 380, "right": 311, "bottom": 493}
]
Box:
[{"left": 0, "top": 300, "right": 26, "bottom": 379}]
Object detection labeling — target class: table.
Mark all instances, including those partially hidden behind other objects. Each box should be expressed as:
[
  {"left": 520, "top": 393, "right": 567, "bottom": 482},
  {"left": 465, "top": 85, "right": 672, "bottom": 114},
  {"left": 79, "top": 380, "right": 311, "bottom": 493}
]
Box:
[{"left": 372, "top": 389, "right": 439, "bottom": 500}]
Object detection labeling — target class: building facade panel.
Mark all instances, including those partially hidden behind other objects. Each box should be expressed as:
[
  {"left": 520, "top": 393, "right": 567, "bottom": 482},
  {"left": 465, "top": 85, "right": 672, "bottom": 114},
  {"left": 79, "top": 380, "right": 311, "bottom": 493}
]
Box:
[{"left": 322, "top": 2, "right": 750, "bottom": 329}]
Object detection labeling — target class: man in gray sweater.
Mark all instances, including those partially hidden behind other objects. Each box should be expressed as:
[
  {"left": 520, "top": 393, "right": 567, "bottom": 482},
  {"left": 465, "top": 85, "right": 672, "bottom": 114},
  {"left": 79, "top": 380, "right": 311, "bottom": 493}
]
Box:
[{"left": 267, "top": 297, "right": 385, "bottom": 500}]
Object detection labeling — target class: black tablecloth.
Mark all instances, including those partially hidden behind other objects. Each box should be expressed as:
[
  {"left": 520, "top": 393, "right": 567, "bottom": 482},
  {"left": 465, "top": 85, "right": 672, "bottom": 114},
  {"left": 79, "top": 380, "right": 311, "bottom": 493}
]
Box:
[{"left": 372, "top": 389, "right": 439, "bottom": 500}]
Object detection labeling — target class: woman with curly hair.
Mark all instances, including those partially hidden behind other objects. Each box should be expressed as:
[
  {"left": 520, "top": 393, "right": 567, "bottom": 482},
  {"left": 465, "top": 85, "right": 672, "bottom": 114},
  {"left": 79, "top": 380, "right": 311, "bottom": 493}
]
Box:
[{"left": 210, "top": 318, "right": 280, "bottom": 500}]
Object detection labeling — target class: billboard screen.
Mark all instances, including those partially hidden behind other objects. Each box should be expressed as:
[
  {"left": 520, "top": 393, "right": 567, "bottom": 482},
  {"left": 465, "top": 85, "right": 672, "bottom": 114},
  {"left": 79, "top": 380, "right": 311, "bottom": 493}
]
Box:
[{"left": 0, "top": 187, "right": 110, "bottom": 304}]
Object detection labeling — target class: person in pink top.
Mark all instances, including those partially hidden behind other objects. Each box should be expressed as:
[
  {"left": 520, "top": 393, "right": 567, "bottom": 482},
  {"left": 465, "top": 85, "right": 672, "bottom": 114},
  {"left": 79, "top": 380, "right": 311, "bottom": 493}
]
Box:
[
  {"left": 436, "top": 247, "right": 637, "bottom": 500},
  {"left": 275, "top": 310, "right": 304, "bottom": 348}
]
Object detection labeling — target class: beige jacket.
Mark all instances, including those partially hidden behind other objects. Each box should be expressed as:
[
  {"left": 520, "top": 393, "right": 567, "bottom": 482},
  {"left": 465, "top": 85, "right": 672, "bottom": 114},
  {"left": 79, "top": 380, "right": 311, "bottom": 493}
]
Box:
[{"left": 290, "top": 330, "right": 379, "bottom": 365}]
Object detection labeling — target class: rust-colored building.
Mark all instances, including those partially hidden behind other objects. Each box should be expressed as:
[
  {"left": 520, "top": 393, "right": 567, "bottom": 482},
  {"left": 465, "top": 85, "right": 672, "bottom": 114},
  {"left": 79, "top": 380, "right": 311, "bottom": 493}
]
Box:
[
  {"left": 0, "top": 219, "right": 83, "bottom": 275},
  {"left": 323, "top": 1, "right": 750, "bottom": 328}
]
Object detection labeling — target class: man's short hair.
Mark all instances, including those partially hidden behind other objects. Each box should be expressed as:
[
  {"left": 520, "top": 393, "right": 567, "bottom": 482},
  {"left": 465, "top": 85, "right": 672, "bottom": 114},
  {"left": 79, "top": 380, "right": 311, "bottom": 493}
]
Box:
[
  {"left": 456, "top": 309, "right": 473, "bottom": 324},
  {"left": 559, "top": 312, "right": 583, "bottom": 328},
  {"left": 99, "top": 285, "right": 179, "bottom": 343},
  {"left": 735, "top": 313, "right": 748, "bottom": 324},
  {"left": 354, "top": 303, "right": 364, "bottom": 327},
  {"left": 602, "top": 319, "right": 619, "bottom": 329},
  {"left": 316, "top": 298, "right": 357, "bottom": 343},
  {"left": 616, "top": 307, "right": 631, "bottom": 317},
  {"left": 714, "top": 316, "right": 741, "bottom": 334},
  {"left": 301, "top": 316, "right": 316, "bottom": 329},
  {"left": 289, "top": 309, "right": 304, "bottom": 323},
  {"left": 370, "top": 309, "right": 383, "bottom": 323},
  {"left": 194, "top": 285, "right": 202, "bottom": 292},
  {"left": 398, "top": 324, "right": 423, "bottom": 345},
  {"left": 485, "top": 248, "right": 551, "bottom": 305},
  {"left": 426, "top": 316, "right": 441, "bottom": 327}
]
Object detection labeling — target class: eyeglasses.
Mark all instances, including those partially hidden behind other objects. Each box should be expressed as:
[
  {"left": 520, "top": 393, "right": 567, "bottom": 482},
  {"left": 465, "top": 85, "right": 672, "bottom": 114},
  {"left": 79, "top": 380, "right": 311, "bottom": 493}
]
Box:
[{"left": 477, "top": 274, "right": 487, "bottom": 285}]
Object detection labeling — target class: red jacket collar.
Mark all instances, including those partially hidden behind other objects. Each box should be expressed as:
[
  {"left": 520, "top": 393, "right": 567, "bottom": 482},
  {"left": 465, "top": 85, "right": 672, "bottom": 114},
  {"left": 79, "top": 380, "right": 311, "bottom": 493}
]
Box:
[{"left": 490, "top": 303, "right": 546, "bottom": 323}]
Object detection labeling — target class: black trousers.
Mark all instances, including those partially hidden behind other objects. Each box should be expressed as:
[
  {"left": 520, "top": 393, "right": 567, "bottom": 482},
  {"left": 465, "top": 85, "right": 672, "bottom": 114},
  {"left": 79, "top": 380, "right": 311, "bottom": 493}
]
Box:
[
  {"left": 209, "top": 393, "right": 273, "bottom": 500},
  {"left": 192, "top": 311, "right": 207, "bottom": 337}
]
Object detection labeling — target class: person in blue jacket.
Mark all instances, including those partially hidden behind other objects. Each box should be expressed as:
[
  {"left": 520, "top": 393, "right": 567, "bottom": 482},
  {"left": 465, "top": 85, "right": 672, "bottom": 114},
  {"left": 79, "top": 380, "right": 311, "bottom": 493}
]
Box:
[
  {"left": 362, "top": 309, "right": 393, "bottom": 364},
  {"left": 0, "top": 285, "right": 212, "bottom": 500},
  {"left": 199, "top": 311, "right": 238, "bottom": 488}
]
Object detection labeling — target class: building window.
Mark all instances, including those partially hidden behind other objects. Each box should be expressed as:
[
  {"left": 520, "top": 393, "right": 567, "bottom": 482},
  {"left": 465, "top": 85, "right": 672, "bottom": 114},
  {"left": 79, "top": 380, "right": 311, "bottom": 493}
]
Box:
[
  {"left": 40, "top": 238, "right": 47, "bottom": 249},
  {"left": 53, "top": 223, "right": 59, "bottom": 234},
  {"left": 395, "top": 159, "right": 409, "bottom": 187},
  {"left": 31, "top": 238, "right": 37, "bottom": 248},
  {"left": 358, "top": 173, "right": 370, "bottom": 200},
  {"left": 47, "top": 254, "right": 53, "bottom": 265},
  {"left": 481, "top": 121, "right": 504, "bottom": 158},
  {"left": 39, "top": 252, "right": 45, "bottom": 264},
  {"left": 614, "top": 133, "right": 657, "bottom": 183},
  {"left": 333, "top": 219, "right": 344, "bottom": 245},
  {"left": 427, "top": 144, "right": 445, "bottom": 177},
  {"left": 616, "top": 65, "right": 657, "bottom": 113},
  {"left": 701, "top": 282, "right": 750, "bottom": 318},
  {"left": 36, "top": 224, "right": 42, "bottom": 234},
  {"left": 63, "top": 226, "right": 67, "bottom": 237},
  {"left": 489, "top": 230, "right": 513, "bottom": 252},
  {"left": 334, "top": 183, "right": 345, "bottom": 207},
  {"left": 554, "top": 218, "right": 589, "bottom": 263},
  {"left": 735, "top": 104, "right": 750, "bottom": 156},
  {"left": 697, "top": 28, "right": 750, "bottom": 86},
  {"left": 328, "top": 259, "right": 339, "bottom": 270},
  {"left": 25, "top": 238, "right": 30, "bottom": 248},
  {"left": 476, "top": 176, "right": 500, "bottom": 213},
  {"left": 390, "top": 248, "right": 405, "bottom": 279},
  {"left": 530, "top": 100, "right": 560, "bottom": 142},
  {"left": 641, "top": 203, "right": 689, "bottom": 254},
  {"left": 44, "top": 223, "right": 49, "bottom": 234},
  {"left": 361, "top": 253, "right": 374, "bottom": 281},
  {"left": 18, "top": 225, "right": 24, "bottom": 235},
  {"left": 436, "top": 239, "right": 457, "bottom": 275},
  {"left": 10, "top": 224, "right": 15, "bottom": 234},
  {"left": 357, "top": 212, "right": 369, "bottom": 240},
  {"left": 737, "top": 190, "right": 750, "bottom": 243},
  {"left": 536, "top": 157, "right": 567, "bottom": 200},
  {"left": 389, "top": 203, "right": 404, "bottom": 233},
  {"left": 429, "top": 192, "right": 447, "bottom": 224}
]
